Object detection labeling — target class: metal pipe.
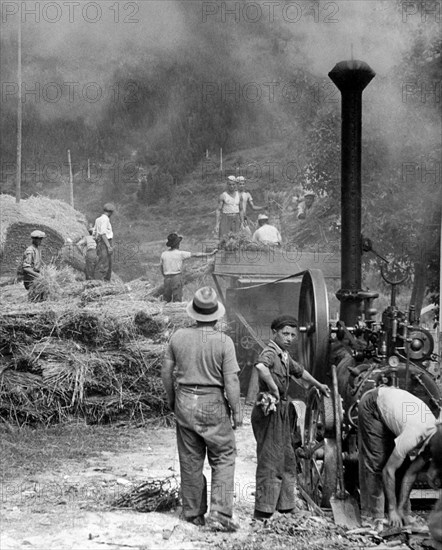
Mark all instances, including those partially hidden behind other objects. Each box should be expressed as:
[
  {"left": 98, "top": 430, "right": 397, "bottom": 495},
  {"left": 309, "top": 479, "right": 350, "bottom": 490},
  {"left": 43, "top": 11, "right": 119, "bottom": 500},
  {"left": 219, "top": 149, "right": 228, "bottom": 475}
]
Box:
[{"left": 329, "top": 60, "right": 375, "bottom": 326}]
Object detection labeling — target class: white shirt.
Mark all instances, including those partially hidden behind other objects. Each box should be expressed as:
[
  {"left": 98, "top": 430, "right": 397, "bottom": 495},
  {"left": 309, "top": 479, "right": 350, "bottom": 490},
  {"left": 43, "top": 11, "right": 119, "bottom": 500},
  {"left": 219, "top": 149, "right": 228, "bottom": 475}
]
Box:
[
  {"left": 93, "top": 214, "right": 113, "bottom": 239},
  {"left": 376, "top": 386, "right": 437, "bottom": 459},
  {"left": 252, "top": 224, "right": 281, "bottom": 245},
  {"left": 221, "top": 191, "right": 240, "bottom": 214},
  {"left": 161, "top": 249, "right": 192, "bottom": 275}
]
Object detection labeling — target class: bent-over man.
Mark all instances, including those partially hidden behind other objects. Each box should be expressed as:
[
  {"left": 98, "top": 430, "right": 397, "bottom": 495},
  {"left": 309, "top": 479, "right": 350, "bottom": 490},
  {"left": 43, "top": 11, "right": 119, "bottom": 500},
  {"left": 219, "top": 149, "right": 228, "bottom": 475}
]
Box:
[
  {"left": 428, "top": 424, "right": 442, "bottom": 549},
  {"left": 21, "top": 230, "right": 46, "bottom": 290},
  {"left": 358, "top": 385, "right": 439, "bottom": 526},
  {"left": 162, "top": 287, "right": 242, "bottom": 531}
]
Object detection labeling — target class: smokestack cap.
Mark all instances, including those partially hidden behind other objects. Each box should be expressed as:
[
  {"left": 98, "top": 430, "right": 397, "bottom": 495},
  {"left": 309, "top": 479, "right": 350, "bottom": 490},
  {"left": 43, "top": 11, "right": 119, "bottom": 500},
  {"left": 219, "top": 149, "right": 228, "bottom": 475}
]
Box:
[{"left": 329, "top": 60, "right": 375, "bottom": 92}]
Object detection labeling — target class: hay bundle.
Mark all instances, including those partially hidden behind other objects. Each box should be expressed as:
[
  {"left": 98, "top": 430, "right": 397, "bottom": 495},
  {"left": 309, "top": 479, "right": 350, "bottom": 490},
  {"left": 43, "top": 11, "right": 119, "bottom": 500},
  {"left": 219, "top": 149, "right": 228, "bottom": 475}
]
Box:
[
  {"left": 113, "top": 476, "right": 180, "bottom": 512},
  {"left": 0, "top": 340, "right": 170, "bottom": 425},
  {"left": 28, "top": 265, "right": 78, "bottom": 302},
  {"left": 0, "top": 310, "right": 58, "bottom": 353},
  {"left": 219, "top": 232, "right": 271, "bottom": 252},
  {"left": 79, "top": 281, "right": 128, "bottom": 304}
]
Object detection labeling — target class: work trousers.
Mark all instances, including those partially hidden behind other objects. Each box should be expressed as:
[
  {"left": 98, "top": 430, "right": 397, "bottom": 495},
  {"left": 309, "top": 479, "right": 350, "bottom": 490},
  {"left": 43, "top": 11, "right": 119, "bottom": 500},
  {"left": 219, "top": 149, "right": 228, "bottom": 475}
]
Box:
[
  {"left": 96, "top": 238, "right": 112, "bottom": 281},
  {"left": 251, "top": 399, "right": 297, "bottom": 514},
  {"left": 358, "top": 389, "right": 411, "bottom": 519},
  {"left": 429, "top": 497, "right": 442, "bottom": 549},
  {"left": 85, "top": 249, "right": 97, "bottom": 280},
  {"left": 219, "top": 213, "right": 241, "bottom": 239},
  {"left": 174, "top": 386, "right": 237, "bottom": 520},
  {"left": 163, "top": 274, "right": 183, "bottom": 302}
]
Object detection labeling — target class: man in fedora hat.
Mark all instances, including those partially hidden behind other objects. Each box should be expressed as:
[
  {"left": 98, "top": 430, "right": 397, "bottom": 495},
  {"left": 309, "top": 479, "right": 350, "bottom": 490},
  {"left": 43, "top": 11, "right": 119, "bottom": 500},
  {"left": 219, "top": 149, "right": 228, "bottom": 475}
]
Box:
[
  {"left": 162, "top": 286, "right": 242, "bottom": 531},
  {"left": 93, "top": 203, "right": 115, "bottom": 281},
  {"left": 20, "top": 230, "right": 46, "bottom": 290},
  {"left": 252, "top": 214, "right": 282, "bottom": 246},
  {"left": 160, "top": 233, "right": 217, "bottom": 303}
]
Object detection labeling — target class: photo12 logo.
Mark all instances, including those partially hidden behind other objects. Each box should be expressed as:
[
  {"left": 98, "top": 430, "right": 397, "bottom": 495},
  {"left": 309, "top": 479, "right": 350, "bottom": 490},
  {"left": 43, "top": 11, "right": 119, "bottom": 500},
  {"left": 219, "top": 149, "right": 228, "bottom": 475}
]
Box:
[
  {"left": 201, "top": 1, "right": 340, "bottom": 23},
  {"left": 2, "top": 80, "right": 141, "bottom": 105},
  {"left": 402, "top": 160, "right": 441, "bottom": 186},
  {"left": 1, "top": 2, "right": 140, "bottom": 24},
  {"left": 401, "top": 1, "right": 440, "bottom": 22}
]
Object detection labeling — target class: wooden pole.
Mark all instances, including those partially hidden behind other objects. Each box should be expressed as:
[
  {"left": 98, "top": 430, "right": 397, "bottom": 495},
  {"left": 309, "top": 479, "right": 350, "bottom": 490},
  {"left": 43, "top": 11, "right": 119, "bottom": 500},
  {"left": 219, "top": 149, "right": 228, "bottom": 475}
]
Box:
[
  {"left": 87, "top": 158, "right": 91, "bottom": 181},
  {"left": 220, "top": 147, "right": 223, "bottom": 172},
  {"left": 67, "top": 149, "right": 74, "bottom": 207},
  {"left": 16, "top": 15, "right": 22, "bottom": 204}
]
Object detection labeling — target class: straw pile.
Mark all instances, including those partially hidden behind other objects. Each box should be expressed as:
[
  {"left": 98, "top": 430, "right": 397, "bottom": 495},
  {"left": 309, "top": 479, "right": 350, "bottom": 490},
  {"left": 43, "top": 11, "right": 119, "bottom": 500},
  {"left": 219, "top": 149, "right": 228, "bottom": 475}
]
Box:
[
  {"left": 113, "top": 476, "right": 180, "bottom": 512},
  {"left": 0, "top": 275, "right": 194, "bottom": 426},
  {"left": 0, "top": 194, "right": 87, "bottom": 278}
]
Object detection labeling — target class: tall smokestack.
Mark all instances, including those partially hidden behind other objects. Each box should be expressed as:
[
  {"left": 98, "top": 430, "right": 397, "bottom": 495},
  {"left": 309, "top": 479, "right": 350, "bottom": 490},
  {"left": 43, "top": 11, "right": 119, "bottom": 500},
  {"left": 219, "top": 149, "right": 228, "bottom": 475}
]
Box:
[{"left": 329, "top": 60, "right": 375, "bottom": 326}]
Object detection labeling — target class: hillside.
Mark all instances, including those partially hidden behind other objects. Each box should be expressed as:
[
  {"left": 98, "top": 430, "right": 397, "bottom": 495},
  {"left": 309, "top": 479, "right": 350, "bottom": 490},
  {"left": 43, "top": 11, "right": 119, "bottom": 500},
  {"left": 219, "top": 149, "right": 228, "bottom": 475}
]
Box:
[{"left": 28, "top": 142, "right": 312, "bottom": 284}]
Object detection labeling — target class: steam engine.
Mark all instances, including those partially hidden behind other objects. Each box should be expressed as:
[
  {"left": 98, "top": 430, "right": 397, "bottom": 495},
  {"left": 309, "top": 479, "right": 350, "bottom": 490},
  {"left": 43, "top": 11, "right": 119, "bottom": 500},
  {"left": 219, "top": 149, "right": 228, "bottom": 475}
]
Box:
[{"left": 298, "top": 60, "right": 441, "bottom": 505}]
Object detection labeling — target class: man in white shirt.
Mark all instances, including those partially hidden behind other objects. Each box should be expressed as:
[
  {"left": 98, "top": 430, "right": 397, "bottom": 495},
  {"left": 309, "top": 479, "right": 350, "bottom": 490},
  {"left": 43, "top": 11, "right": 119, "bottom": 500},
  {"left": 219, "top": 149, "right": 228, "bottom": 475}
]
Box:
[
  {"left": 93, "top": 203, "right": 115, "bottom": 281},
  {"left": 252, "top": 214, "right": 282, "bottom": 246},
  {"left": 358, "top": 385, "right": 439, "bottom": 527},
  {"left": 160, "top": 233, "right": 217, "bottom": 302}
]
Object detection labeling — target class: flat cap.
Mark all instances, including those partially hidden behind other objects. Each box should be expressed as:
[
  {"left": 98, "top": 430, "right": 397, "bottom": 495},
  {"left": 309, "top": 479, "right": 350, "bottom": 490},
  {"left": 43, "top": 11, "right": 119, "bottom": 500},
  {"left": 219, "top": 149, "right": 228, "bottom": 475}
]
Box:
[
  {"left": 103, "top": 202, "right": 116, "bottom": 212},
  {"left": 31, "top": 230, "right": 46, "bottom": 238}
]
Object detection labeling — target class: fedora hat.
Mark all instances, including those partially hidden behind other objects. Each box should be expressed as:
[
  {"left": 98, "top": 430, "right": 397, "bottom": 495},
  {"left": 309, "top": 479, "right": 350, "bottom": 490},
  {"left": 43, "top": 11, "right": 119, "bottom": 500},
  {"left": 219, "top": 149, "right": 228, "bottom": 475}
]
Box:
[
  {"left": 166, "top": 232, "right": 183, "bottom": 248},
  {"left": 186, "top": 286, "right": 226, "bottom": 322}
]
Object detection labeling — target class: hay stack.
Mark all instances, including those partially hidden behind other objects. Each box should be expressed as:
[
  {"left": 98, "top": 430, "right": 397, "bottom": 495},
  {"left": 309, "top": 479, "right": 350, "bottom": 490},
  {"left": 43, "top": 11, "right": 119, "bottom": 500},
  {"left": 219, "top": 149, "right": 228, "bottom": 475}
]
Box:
[
  {"left": 0, "top": 278, "right": 197, "bottom": 426},
  {"left": 0, "top": 194, "right": 87, "bottom": 277}
]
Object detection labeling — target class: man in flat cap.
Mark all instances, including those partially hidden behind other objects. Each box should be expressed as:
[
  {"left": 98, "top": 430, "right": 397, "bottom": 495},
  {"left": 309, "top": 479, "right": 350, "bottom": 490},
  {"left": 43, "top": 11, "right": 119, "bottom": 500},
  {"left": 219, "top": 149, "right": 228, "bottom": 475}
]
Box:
[
  {"left": 21, "top": 230, "right": 46, "bottom": 289},
  {"left": 160, "top": 233, "right": 217, "bottom": 302},
  {"left": 252, "top": 315, "right": 329, "bottom": 520},
  {"left": 297, "top": 190, "right": 316, "bottom": 220},
  {"left": 93, "top": 203, "right": 115, "bottom": 281}
]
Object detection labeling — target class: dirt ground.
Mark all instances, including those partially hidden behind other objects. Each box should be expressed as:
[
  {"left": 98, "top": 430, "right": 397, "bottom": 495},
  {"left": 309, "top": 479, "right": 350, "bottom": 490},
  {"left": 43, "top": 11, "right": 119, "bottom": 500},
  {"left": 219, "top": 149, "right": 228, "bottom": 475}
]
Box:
[
  {"left": 0, "top": 408, "right": 261, "bottom": 550},
  {"left": 2, "top": 402, "right": 438, "bottom": 550}
]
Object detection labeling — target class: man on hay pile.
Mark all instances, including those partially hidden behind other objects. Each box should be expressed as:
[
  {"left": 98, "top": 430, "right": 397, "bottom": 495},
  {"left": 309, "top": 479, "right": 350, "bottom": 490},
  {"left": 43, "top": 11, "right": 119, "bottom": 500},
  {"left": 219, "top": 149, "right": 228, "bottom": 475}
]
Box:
[
  {"left": 215, "top": 175, "right": 243, "bottom": 240},
  {"left": 21, "top": 230, "right": 45, "bottom": 290},
  {"left": 162, "top": 286, "right": 242, "bottom": 531},
  {"left": 93, "top": 202, "right": 115, "bottom": 282}
]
